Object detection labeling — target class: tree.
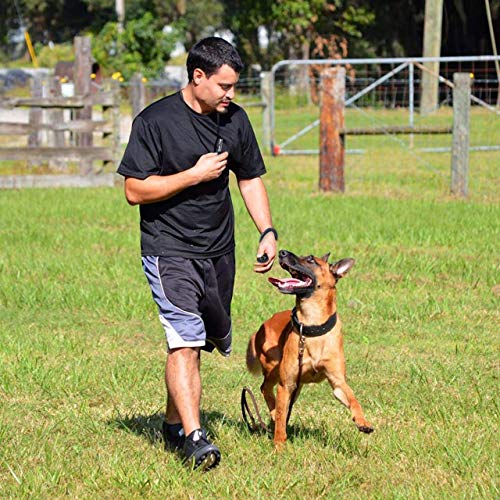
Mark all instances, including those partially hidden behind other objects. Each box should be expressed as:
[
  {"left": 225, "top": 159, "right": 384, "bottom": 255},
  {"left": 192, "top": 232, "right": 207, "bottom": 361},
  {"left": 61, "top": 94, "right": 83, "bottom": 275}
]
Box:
[
  {"left": 0, "top": 0, "right": 102, "bottom": 47},
  {"left": 92, "top": 12, "right": 179, "bottom": 79},
  {"left": 222, "top": 0, "right": 375, "bottom": 70},
  {"left": 172, "top": 0, "right": 224, "bottom": 49}
]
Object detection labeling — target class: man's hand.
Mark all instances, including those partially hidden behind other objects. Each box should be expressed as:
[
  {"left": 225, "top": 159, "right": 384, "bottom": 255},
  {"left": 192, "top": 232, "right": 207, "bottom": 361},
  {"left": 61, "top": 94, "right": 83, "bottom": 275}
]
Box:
[
  {"left": 191, "top": 152, "right": 228, "bottom": 183},
  {"left": 254, "top": 231, "right": 277, "bottom": 273},
  {"left": 124, "top": 151, "right": 229, "bottom": 205}
]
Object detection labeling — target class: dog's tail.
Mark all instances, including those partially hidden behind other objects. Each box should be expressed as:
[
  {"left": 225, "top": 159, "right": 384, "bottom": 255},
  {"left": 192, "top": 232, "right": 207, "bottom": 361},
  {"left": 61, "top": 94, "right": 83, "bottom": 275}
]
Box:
[{"left": 246, "top": 330, "right": 261, "bottom": 376}]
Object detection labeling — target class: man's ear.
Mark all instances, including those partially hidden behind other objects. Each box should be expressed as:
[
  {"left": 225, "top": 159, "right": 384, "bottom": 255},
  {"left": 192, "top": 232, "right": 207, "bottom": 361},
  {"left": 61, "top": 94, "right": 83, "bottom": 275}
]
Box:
[
  {"left": 193, "top": 68, "right": 205, "bottom": 85},
  {"left": 330, "top": 258, "right": 355, "bottom": 279}
]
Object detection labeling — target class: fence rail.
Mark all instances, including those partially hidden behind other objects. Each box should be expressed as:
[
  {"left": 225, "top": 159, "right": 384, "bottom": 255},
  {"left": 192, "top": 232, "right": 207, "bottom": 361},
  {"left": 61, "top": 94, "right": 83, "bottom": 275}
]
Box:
[{"left": 0, "top": 36, "right": 121, "bottom": 188}]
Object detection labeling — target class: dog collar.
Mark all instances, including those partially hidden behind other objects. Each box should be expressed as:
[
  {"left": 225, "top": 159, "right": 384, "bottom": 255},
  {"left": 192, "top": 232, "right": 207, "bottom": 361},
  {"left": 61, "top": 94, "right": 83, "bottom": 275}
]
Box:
[{"left": 291, "top": 307, "right": 337, "bottom": 337}]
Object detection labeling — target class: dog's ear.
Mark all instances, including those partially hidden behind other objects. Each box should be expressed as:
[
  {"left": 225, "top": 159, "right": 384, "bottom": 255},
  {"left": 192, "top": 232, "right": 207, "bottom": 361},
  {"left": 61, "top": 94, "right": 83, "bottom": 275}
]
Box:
[
  {"left": 321, "top": 252, "right": 331, "bottom": 263},
  {"left": 330, "top": 258, "right": 355, "bottom": 279}
]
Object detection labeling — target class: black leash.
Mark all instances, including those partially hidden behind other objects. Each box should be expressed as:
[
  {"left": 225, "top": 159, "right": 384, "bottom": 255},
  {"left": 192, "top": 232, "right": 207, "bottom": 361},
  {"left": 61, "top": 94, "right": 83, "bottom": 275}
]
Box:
[
  {"left": 240, "top": 328, "right": 305, "bottom": 433},
  {"left": 286, "top": 323, "right": 305, "bottom": 425},
  {"left": 286, "top": 309, "right": 336, "bottom": 423},
  {"left": 242, "top": 310, "right": 336, "bottom": 431},
  {"left": 241, "top": 387, "right": 270, "bottom": 434}
]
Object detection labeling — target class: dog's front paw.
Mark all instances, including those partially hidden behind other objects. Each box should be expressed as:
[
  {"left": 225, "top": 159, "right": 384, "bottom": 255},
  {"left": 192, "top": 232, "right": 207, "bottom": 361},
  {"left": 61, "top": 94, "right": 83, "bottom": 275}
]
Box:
[
  {"left": 357, "top": 424, "right": 374, "bottom": 434},
  {"left": 353, "top": 417, "right": 374, "bottom": 433}
]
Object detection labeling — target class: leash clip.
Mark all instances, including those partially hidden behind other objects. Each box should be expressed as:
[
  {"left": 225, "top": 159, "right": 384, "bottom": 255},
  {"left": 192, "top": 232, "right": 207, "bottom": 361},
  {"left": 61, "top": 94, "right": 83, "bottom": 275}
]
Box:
[{"left": 298, "top": 324, "right": 305, "bottom": 356}]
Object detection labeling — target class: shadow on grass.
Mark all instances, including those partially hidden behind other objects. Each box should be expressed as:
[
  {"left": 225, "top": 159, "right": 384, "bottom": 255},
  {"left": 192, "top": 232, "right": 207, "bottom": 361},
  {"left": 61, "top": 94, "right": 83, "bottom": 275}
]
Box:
[
  {"left": 107, "top": 408, "right": 253, "bottom": 446},
  {"left": 108, "top": 407, "right": 363, "bottom": 454},
  {"left": 109, "top": 411, "right": 165, "bottom": 446}
]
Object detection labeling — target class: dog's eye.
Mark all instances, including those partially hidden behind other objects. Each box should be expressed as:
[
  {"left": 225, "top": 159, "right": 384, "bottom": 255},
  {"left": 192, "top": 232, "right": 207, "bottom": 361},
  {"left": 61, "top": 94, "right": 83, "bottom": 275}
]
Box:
[{"left": 307, "top": 255, "right": 315, "bottom": 263}]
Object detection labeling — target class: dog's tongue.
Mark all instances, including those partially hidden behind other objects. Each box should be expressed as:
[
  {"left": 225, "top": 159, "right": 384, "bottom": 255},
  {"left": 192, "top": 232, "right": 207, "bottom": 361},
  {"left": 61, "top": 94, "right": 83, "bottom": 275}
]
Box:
[{"left": 268, "top": 276, "right": 311, "bottom": 291}]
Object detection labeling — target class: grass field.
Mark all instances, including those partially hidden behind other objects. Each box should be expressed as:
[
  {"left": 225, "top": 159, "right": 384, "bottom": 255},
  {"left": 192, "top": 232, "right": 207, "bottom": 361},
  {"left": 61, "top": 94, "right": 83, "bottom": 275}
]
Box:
[{"left": 0, "top": 146, "right": 498, "bottom": 497}]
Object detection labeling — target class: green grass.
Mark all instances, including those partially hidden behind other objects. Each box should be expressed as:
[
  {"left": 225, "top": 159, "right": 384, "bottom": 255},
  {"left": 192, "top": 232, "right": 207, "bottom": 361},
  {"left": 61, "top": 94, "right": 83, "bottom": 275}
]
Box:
[
  {"left": 248, "top": 104, "right": 499, "bottom": 203},
  {"left": 0, "top": 154, "right": 498, "bottom": 497},
  {"left": 270, "top": 104, "right": 498, "bottom": 149}
]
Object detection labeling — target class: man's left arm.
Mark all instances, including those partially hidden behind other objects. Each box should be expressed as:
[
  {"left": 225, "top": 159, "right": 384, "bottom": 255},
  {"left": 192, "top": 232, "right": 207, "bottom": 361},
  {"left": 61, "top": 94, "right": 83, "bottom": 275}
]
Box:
[{"left": 237, "top": 176, "right": 277, "bottom": 273}]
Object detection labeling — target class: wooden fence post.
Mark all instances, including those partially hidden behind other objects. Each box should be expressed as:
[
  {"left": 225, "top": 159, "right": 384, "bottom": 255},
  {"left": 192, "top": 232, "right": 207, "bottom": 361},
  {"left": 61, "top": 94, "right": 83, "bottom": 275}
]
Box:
[
  {"left": 451, "top": 73, "right": 471, "bottom": 197},
  {"left": 260, "top": 71, "right": 271, "bottom": 153},
  {"left": 74, "top": 36, "right": 93, "bottom": 173},
  {"left": 130, "top": 73, "right": 146, "bottom": 118},
  {"left": 103, "top": 78, "right": 121, "bottom": 169},
  {"left": 48, "top": 77, "right": 66, "bottom": 170},
  {"left": 319, "top": 67, "right": 345, "bottom": 192},
  {"left": 28, "top": 75, "right": 42, "bottom": 167},
  {"left": 420, "top": 0, "right": 443, "bottom": 115}
]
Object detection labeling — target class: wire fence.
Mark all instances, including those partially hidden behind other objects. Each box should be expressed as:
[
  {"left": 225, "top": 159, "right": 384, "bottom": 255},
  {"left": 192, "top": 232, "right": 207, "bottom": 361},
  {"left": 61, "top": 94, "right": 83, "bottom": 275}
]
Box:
[
  {"left": 1, "top": 55, "right": 497, "bottom": 197},
  {"left": 269, "top": 56, "right": 499, "bottom": 155}
]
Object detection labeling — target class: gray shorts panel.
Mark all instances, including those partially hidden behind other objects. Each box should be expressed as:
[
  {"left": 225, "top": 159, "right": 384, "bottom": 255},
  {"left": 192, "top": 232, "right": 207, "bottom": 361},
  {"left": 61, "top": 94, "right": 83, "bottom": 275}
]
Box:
[{"left": 142, "top": 256, "right": 206, "bottom": 350}]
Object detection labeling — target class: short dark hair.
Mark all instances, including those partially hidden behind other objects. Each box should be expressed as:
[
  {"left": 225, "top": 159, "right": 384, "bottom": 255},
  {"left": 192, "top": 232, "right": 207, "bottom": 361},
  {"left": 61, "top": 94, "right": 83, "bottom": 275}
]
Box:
[{"left": 186, "top": 37, "right": 244, "bottom": 82}]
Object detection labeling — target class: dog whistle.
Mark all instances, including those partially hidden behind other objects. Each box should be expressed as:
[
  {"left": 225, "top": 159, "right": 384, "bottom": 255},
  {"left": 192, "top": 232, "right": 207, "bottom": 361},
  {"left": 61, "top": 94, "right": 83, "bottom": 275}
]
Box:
[{"left": 215, "top": 138, "right": 223, "bottom": 154}]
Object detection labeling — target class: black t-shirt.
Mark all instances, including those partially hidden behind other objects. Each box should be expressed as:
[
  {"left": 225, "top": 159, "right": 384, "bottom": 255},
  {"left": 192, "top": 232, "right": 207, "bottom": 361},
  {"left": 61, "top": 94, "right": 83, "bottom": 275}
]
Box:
[{"left": 117, "top": 92, "right": 266, "bottom": 258}]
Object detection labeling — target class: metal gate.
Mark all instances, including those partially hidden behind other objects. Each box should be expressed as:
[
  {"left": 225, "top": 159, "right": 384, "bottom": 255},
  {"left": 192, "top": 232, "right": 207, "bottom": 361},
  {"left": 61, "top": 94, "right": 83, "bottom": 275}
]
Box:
[{"left": 269, "top": 55, "right": 500, "bottom": 156}]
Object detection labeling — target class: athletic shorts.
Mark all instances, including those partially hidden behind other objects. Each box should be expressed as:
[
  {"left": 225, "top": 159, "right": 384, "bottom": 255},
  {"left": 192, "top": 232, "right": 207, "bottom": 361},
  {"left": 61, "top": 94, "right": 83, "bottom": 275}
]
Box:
[{"left": 142, "top": 253, "right": 235, "bottom": 353}]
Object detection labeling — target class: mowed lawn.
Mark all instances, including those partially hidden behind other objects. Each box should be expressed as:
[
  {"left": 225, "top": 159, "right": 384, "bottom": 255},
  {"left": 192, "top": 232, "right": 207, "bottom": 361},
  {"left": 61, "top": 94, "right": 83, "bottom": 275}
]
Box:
[{"left": 0, "top": 149, "right": 498, "bottom": 497}]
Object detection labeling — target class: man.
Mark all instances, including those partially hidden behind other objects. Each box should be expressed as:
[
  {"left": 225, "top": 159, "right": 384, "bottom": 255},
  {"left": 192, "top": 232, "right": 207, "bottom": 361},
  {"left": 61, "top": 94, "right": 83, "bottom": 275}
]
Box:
[{"left": 117, "top": 37, "right": 277, "bottom": 471}]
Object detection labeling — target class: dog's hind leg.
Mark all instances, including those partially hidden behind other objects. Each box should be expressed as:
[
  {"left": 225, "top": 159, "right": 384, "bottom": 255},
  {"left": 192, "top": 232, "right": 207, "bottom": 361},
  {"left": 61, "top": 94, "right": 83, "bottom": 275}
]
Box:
[{"left": 327, "top": 376, "right": 374, "bottom": 434}]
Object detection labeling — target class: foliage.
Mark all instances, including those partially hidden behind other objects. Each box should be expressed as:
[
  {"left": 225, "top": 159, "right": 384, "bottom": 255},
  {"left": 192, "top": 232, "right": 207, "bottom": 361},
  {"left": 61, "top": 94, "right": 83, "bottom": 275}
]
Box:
[
  {"left": 33, "top": 42, "right": 74, "bottom": 67},
  {"left": 179, "top": 0, "right": 225, "bottom": 48},
  {"left": 2, "top": 0, "right": 105, "bottom": 44},
  {"left": 91, "top": 12, "right": 179, "bottom": 79},
  {"left": 0, "top": 0, "right": 497, "bottom": 68},
  {"left": 82, "top": 0, "right": 223, "bottom": 49},
  {"left": 223, "top": 0, "right": 376, "bottom": 70}
]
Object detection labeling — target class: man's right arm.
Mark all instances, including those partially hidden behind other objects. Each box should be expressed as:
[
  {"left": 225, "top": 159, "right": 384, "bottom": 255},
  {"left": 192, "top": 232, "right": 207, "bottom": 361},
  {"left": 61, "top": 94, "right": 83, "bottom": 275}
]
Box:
[{"left": 124, "top": 151, "right": 229, "bottom": 205}]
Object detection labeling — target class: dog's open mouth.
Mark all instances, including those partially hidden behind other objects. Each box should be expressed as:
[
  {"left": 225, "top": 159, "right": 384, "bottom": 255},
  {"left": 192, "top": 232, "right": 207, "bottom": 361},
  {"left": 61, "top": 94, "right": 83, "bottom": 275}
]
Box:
[{"left": 268, "top": 269, "right": 313, "bottom": 293}]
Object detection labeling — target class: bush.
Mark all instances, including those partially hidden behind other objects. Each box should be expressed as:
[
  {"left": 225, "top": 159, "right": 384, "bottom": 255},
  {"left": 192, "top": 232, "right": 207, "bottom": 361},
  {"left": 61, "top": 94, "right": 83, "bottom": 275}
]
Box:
[
  {"left": 33, "top": 42, "right": 74, "bottom": 68},
  {"left": 92, "top": 12, "right": 180, "bottom": 80}
]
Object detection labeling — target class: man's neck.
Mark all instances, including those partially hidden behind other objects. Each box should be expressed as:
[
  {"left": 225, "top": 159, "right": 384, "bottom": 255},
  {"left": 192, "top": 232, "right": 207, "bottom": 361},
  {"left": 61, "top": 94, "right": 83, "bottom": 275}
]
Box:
[{"left": 181, "top": 85, "right": 207, "bottom": 114}]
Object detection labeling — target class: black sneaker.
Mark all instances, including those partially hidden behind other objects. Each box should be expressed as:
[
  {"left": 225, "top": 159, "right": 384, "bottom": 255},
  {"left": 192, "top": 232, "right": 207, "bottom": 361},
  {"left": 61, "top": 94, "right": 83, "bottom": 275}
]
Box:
[
  {"left": 205, "top": 329, "right": 232, "bottom": 357},
  {"left": 183, "top": 428, "right": 221, "bottom": 471},
  {"left": 161, "top": 422, "right": 185, "bottom": 451}
]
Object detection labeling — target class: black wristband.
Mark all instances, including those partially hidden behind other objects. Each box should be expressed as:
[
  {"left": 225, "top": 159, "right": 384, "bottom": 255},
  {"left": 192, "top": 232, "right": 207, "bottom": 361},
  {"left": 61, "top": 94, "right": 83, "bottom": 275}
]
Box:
[{"left": 259, "top": 227, "right": 278, "bottom": 242}]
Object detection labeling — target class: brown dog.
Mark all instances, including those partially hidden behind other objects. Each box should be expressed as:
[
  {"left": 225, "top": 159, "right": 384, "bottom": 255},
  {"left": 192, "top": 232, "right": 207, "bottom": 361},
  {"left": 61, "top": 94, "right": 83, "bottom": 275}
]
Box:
[{"left": 246, "top": 249, "right": 373, "bottom": 447}]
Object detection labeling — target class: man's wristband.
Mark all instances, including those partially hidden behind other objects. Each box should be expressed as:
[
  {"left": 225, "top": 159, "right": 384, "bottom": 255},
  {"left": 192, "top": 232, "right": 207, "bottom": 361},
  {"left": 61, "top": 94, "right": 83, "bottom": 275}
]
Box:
[{"left": 259, "top": 227, "right": 278, "bottom": 242}]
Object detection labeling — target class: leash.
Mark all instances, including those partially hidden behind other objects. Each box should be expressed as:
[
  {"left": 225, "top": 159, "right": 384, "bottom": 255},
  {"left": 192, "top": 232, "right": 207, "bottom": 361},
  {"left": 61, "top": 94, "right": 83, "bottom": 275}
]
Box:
[
  {"left": 286, "top": 322, "right": 305, "bottom": 425},
  {"left": 241, "top": 386, "right": 270, "bottom": 434},
  {"left": 286, "top": 309, "right": 336, "bottom": 424},
  {"left": 241, "top": 310, "right": 336, "bottom": 431}
]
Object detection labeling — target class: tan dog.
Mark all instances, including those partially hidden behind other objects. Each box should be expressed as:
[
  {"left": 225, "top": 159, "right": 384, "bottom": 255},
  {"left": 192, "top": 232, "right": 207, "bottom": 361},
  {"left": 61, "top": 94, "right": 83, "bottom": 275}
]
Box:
[{"left": 246, "top": 249, "right": 373, "bottom": 447}]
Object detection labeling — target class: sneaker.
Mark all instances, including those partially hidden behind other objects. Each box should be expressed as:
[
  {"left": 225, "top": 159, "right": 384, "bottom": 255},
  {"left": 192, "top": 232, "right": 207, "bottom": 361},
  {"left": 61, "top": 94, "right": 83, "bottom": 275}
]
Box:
[
  {"left": 205, "top": 329, "right": 232, "bottom": 357},
  {"left": 183, "top": 428, "right": 221, "bottom": 471},
  {"left": 162, "top": 421, "right": 185, "bottom": 451}
]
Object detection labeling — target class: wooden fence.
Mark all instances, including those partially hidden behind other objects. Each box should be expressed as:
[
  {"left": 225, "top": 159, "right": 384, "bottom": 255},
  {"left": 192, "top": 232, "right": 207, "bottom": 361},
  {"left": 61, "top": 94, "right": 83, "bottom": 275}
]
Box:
[{"left": 0, "top": 37, "right": 121, "bottom": 189}]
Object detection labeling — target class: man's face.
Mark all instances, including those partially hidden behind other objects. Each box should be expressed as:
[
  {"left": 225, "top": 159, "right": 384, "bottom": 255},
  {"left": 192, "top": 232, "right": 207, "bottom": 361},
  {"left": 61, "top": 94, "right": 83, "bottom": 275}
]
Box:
[{"left": 193, "top": 64, "right": 239, "bottom": 114}]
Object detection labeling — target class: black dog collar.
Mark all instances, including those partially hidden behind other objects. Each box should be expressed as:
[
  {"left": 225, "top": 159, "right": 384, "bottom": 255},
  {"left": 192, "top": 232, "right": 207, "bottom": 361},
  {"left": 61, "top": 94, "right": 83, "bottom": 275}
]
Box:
[{"left": 291, "top": 307, "right": 337, "bottom": 337}]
